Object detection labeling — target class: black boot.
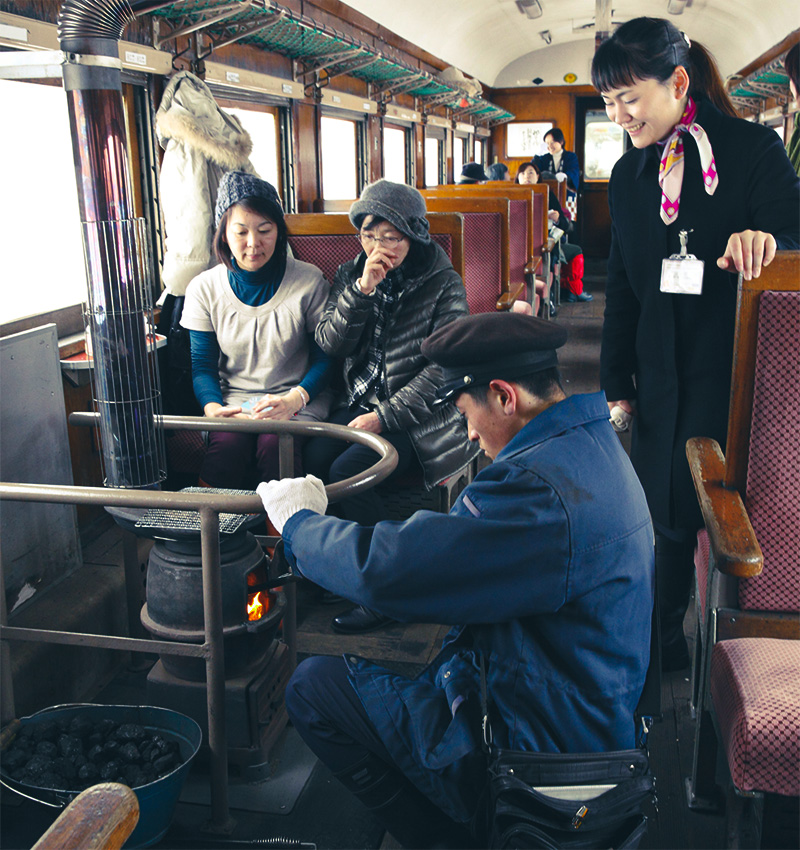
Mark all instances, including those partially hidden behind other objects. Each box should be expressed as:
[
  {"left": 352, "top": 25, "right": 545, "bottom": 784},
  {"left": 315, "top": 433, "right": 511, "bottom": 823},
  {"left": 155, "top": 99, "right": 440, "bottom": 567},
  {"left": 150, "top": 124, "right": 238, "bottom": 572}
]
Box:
[
  {"left": 333, "top": 753, "right": 475, "bottom": 849},
  {"left": 655, "top": 532, "right": 696, "bottom": 671},
  {"left": 331, "top": 604, "right": 395, "bottom": 634}
]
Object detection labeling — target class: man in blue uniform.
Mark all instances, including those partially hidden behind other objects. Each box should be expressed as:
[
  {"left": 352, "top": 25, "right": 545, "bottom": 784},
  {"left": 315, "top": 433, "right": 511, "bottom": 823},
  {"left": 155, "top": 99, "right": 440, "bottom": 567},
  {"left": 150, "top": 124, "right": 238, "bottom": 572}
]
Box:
[{"left": 258, "top": 313, "right": 655, "bottom": 848}]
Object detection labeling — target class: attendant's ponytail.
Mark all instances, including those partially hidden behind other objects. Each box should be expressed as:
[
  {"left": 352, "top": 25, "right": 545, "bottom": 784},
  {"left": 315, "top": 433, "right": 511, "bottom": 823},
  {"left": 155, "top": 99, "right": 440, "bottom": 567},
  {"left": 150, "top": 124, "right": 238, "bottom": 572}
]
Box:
[{"left": 687, "top": 41, "right": 738, "bottom": 118}]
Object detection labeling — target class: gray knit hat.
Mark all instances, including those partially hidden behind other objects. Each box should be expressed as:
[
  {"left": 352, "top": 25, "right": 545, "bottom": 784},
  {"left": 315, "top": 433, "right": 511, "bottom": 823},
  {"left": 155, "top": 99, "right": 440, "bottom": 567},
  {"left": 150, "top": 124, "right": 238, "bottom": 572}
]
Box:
[
  {"left": 215, "top": 171, "right": 283, "bottom": 226},
  {"left": 349, "top": 179, "right": 431, "bottom": 244}
]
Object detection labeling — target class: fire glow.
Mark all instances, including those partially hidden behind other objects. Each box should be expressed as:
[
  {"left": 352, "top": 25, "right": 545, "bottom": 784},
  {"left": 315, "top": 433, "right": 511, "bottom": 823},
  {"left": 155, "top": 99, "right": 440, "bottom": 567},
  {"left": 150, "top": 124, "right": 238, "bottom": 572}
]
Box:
[{"left": 247, "top": 591, "right": 264, "bottom": 622}]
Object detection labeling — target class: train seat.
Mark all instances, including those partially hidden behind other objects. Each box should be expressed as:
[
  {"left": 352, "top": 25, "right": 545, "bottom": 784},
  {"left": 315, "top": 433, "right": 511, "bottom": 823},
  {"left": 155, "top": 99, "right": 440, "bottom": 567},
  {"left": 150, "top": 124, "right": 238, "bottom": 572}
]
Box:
[{"left": 685, "top": 253, "right": 800, "bottom": 844}]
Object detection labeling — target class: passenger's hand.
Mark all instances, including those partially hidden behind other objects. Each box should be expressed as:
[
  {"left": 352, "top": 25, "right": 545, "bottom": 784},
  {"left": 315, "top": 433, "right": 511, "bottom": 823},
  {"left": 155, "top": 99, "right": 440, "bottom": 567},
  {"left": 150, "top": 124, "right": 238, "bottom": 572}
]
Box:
[
  {"left": 716, "top": 230, "right": 777, "bottom": 280},
  {"left": 548, "top": 210, "right": 559, "bottom": 222},
  {"left": 256, "top": 475, "right": 328, "bottom": 534},
  {"left": 359, "top": 245, "right": 402, "bottom": 294},
  {"left": 348, "top": 412, "right": 382, "bottom": 433},
  {"left": 205, "top": 402, "right": 246, "bottom": 418},
  {"left": 607, "top": 399, "right": 635, "bottom": 415},
  {"left": 251, "top": 390, "right": 304, "bottom": 421}
]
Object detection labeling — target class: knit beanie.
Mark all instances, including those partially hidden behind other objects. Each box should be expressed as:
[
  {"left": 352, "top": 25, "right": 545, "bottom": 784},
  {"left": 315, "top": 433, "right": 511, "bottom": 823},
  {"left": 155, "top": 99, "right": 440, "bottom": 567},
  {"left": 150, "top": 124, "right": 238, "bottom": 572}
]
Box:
[
  {"left": 349, "top": 179, "right": 431, "bottom": 244},
  {"left": 215, "top": 170, "right": 283, "bottom": 227},
  {"left": 460, "top": 161, "right": 487, "bottom": 181}
]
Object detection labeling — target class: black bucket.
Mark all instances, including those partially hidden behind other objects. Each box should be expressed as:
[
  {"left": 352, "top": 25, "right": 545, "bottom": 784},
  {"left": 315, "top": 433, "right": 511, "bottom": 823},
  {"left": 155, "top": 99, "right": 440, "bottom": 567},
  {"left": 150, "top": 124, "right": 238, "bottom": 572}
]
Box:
[{"left": 0, "top": 704, "right": 202, "bottom": 848}]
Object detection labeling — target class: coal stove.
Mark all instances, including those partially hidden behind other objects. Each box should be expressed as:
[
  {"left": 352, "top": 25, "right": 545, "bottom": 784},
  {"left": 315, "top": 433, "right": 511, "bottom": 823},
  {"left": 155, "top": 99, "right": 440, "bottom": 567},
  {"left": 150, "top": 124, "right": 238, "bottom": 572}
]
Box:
[{"left": 111, "top": 490, "right": 292, "bottom": 780}]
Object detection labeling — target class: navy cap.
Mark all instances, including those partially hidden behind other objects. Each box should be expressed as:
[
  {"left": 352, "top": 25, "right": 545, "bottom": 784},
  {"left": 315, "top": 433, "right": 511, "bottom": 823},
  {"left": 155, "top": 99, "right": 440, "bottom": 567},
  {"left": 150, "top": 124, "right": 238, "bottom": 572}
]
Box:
[
  {"left": 460, "top": 161, "right": 488, "bottom": 181},
  {"left": 421, "top": 313, "right": 568, "bottom": 402}
]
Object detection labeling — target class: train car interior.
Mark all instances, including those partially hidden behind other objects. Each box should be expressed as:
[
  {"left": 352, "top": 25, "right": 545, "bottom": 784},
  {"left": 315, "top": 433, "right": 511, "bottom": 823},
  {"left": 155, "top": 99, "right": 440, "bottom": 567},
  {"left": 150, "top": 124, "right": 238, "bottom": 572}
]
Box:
[{"left": 1, "top": 0, "right": 798, "bottom": 847}]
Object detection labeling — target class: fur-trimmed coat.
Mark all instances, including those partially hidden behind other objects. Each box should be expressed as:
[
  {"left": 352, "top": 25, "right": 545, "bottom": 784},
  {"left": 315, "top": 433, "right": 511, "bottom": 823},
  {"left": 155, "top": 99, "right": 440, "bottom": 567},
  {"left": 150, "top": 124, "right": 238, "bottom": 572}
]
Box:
[{"left": 156, "top": 71, "right": 256, "bottom": 296}]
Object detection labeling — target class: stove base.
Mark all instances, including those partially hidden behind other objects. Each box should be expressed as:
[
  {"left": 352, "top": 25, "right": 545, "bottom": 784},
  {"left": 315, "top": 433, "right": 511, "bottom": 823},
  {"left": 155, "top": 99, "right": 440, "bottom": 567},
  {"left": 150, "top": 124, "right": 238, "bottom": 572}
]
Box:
[{"left": 147, "top": 639, "right": 291, "bottom": 781}]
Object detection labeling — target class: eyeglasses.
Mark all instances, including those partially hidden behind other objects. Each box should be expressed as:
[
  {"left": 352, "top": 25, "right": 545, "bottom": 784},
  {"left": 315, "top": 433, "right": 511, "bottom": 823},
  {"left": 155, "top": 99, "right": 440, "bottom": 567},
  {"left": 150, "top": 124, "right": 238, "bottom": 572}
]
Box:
[{"left": 359, "top": 233, "right": 406, "bottom": 248}]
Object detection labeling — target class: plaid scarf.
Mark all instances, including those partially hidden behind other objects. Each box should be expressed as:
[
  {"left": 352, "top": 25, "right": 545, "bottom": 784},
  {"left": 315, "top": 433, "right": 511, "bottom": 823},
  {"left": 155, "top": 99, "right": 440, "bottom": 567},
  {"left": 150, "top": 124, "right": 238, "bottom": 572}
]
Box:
[
  {"left": 658, "top": 97, "right": 718, "bottom": 225},
  {"left": 348, "top": 268, "right": 403, "bottom": 407}
]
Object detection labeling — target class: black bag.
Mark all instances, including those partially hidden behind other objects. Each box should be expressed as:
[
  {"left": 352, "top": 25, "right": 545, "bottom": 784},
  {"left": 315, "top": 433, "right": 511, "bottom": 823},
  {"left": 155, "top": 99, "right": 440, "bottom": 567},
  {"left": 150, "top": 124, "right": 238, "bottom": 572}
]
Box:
[
  {"left": 157, "top": 294, "right": 203, "bottom": 417},
  {"left": 477, "top": 658, "right": 655, "bottom": 850}
]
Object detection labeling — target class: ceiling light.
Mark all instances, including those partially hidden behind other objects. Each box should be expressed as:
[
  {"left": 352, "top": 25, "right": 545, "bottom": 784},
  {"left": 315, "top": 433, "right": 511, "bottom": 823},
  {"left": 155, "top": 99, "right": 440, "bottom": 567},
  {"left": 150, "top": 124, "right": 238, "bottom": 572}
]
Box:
[
  {"left": 667, "top": 0, "right": 688, "bottom": 14},
  {"left": 516, "top": 0, "right": 543, "bottom": 20},
  {"left": 540, "top": 30, "right": 552, "bottom": 44}
]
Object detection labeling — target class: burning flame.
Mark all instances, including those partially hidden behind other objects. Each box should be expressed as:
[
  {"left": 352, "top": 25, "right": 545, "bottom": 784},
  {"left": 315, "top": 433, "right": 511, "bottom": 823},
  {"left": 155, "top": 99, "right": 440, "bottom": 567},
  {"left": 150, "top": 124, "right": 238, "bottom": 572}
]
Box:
[{"left": 247, "top": 591, "right": 264, "bottom": 621}]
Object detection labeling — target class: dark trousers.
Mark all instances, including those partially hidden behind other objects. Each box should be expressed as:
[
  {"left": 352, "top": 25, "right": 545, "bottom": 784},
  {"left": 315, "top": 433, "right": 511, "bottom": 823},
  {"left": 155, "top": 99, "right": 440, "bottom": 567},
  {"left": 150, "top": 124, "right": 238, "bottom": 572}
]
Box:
[
  {"left": 655, "top": 529, "right": 697, "bottom": 653},
  {"left": 286, "top": 656, "right": 476, "bottom": 849},
  {"left": 200, "top": 431, "right": 302, "bottom": 489},
  {"left": 303, "top": 405, "right": 418, "bottom": 525}
]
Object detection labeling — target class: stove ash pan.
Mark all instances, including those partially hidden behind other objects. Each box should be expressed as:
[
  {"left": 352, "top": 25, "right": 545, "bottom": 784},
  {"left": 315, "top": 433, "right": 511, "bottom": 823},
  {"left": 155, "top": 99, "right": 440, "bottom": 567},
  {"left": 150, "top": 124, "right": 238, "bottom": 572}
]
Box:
[{"left": 140, "top": 531, "right": 286, "bottom": 682}]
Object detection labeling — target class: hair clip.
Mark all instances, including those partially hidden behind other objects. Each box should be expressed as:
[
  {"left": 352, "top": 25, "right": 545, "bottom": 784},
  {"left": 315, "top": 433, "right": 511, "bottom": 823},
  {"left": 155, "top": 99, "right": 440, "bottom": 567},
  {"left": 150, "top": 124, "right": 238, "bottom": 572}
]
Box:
[{"left": 681, "top": 31, "right": 691, "bottom": 47}]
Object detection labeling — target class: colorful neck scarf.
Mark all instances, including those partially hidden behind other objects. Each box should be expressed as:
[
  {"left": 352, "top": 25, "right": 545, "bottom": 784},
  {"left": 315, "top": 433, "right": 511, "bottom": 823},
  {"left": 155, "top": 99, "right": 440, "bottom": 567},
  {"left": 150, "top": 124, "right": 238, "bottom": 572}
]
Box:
[{"left": 658, "top": 97, "right": 718, "bottom": 225}]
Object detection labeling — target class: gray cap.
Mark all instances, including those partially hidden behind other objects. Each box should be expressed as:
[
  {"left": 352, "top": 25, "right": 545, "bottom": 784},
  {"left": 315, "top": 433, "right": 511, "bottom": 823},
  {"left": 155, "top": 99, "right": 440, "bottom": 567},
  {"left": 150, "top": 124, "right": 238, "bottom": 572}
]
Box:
[
  {"left": 215, "top": 171, "right": 283, "bottom": 227},
  {"left": 349, "top": 179, "right": 431, "bottom": 244}
]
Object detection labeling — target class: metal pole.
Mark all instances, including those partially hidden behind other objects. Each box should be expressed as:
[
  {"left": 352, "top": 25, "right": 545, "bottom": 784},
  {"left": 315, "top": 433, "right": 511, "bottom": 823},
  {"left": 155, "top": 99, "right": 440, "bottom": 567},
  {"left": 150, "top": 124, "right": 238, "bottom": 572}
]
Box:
[
  {"left": 199, "top": 506, "right": 234, "bottom": 834},
  {"left": 276, "top": 433, "right": 297, "bottom": 670}
]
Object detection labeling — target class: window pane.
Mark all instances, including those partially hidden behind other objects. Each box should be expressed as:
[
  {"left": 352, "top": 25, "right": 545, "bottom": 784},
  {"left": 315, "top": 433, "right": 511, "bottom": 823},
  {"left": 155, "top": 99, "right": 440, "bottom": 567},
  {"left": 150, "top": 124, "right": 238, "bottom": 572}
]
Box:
[
  {"left": 584, "top": 111, "right": 626, "bottom": 180},
  {"left": 506, "top": 122, "right": 553, "bottom": 157},
  {"left": 453, "top": 137, "right": 464, "bottom": 180},
  {"left": 222, "top": 107, "right": 279, "bottom": 189},
  {"left": 383, "top": 125, "right": 407, "bottom": 184},
  {"left": 321, "top": 116, "right": 358, "bottom": 200},
  {"left": 424, "top": 137, "right": 441, "bottom": 187},
  {"left": 474, "top": 139, "right": 483, "bottom": 166},
  {"left": 0, "top": 80, "right": 87, "bottom": 324}
]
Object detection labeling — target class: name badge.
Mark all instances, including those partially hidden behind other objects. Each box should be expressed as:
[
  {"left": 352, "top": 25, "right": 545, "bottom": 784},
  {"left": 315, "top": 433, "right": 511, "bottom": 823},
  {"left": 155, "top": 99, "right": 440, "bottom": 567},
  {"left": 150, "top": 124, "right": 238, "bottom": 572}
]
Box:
[{"left": 660, "top": 229, "right": 704, "bottom": 295}]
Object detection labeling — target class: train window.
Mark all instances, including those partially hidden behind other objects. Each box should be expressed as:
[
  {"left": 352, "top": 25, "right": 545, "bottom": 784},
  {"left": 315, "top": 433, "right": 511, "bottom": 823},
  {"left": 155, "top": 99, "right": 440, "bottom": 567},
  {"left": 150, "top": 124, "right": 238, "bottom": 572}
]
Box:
[
  {"left": 321, "top": 115, "right": 359, "bottom": 200},
  {"left": 221, "top": 105, "right": 281, "bottom": 191},
  {"left": 453, "top": 136, "right": 466, "bottom": 179},
  {"left": 474, "top": 138, "right": 484, "bottom": 167},
  {"left": 0, "top": 79, "right": 87, "bottom": 324},
  {"left": 383, "top": 124, "right": 408, "bottom": 184},
  {"left": 583, "top": 110, "right": 626, "bottom": 181},
  {"left": 424, "top": 135, "right": 443, "bottom": 186}
]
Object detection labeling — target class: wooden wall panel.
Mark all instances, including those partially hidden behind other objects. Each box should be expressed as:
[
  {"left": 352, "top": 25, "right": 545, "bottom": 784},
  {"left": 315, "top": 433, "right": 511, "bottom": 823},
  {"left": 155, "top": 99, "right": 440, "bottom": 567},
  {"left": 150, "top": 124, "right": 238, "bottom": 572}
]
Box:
[{"left": 293, "top": 101, "right": 320, "bottom": 211}]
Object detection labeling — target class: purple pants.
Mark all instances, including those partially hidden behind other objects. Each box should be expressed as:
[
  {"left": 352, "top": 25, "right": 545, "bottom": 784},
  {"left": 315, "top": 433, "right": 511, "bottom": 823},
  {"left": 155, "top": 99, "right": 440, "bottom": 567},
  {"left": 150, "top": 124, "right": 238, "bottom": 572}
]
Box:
[{"left": 200, "top": 431, "right": 301, "bottom": 489}]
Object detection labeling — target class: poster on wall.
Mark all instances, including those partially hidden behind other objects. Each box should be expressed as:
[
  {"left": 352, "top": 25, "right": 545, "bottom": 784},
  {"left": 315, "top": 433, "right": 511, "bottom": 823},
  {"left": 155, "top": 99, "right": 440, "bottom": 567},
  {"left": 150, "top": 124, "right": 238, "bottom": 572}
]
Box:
[{"left": 506, "top": 122, "right": 553, "bottom": 157}]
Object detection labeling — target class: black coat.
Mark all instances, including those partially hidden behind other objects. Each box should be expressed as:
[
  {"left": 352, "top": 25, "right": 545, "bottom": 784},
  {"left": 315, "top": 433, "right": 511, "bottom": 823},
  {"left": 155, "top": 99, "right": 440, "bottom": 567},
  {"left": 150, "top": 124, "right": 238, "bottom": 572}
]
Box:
[
  {"left": 316, "top": 242, "right": 480, "bottom": 489},
  {"left": 601, "top": 98, "right": 800, "bottom": 532}
]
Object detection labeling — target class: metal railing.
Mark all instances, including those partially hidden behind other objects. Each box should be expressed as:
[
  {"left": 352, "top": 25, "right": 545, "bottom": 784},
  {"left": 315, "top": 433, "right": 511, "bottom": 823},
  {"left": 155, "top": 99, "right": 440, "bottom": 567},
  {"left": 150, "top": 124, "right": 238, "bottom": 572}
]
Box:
[{"left": 0, "top": 414, "right": 397, "bottom": 833}]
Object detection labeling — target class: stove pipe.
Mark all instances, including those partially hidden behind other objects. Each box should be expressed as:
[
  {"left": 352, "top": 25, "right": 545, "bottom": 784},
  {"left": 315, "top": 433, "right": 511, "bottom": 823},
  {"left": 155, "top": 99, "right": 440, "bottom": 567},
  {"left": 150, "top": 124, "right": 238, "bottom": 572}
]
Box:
[{"left": 58, "top": 0, "right": 167, "bottom": 487}]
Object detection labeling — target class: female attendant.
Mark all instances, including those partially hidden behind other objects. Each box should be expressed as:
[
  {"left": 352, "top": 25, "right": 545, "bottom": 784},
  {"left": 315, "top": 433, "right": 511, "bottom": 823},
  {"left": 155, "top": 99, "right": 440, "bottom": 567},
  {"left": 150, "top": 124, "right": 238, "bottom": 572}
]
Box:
[
  {"left": 591, "top": 17, "right": 800, "bottom": 668},
  {"left": 181, "top": 171, "right": 332, "bottom": 489},
  {"left": 304, "top": 179, "right": 479, "bottom": 634},
  {"left": 534, "top": 127, "right": 581, "bottom": 205},
  {"left": 516, "top": 161, "right": 591, "bottom": 303}
]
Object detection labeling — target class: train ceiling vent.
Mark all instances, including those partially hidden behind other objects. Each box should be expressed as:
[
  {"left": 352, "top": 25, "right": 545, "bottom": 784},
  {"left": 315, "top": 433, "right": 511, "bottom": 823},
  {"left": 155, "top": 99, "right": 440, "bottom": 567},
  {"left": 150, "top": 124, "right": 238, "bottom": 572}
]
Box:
[{"left": 149, "top": 0, "right": 514, "bottom": 125}]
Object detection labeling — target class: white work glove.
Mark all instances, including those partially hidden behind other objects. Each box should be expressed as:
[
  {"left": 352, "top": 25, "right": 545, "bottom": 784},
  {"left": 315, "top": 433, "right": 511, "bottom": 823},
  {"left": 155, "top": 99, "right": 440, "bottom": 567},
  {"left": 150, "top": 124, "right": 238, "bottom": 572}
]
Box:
[
  {"left": 555, "top": 172, "right": 567, "bottom": 183},
  {"left": 609, "top": 405, "right": 633, "bottom": 433},
  {"left": 256, "top": 475, "right": 328, "bottom": 534}
]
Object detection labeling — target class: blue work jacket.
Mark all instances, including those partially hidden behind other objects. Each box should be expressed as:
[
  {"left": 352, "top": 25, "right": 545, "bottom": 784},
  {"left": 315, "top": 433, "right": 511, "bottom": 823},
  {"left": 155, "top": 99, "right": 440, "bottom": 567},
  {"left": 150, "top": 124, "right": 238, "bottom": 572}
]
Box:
[{"left": 283, "top": 392, "right": 654, "bottom": 823}]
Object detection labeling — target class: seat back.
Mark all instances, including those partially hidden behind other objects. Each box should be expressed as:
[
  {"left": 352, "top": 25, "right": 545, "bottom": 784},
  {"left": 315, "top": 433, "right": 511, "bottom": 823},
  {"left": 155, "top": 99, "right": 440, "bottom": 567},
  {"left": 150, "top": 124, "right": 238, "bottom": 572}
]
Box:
[{"left": 739, "top": 289, "right": 800, "bottom": 612}]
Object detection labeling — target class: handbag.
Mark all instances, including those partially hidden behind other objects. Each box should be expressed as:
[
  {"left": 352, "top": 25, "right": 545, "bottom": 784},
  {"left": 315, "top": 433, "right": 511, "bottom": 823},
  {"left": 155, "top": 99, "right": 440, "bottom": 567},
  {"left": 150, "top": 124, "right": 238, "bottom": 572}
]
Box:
[{"left": 476, "top": 656, "right": 655, "bottom": 850}]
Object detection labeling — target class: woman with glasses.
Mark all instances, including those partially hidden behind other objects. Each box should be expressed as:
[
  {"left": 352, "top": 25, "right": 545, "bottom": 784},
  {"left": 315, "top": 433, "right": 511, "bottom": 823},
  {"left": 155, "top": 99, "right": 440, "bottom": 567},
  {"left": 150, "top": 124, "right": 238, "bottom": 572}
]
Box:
[{"left": 304, "top": 179, "right": 479, "bottom": 634}]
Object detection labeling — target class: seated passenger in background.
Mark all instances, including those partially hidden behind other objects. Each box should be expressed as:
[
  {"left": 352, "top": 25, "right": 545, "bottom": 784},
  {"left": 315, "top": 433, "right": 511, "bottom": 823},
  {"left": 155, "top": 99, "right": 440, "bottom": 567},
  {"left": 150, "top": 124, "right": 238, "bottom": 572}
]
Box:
[
  {"left": 485, "top": 162, "right": 512, "bottom": 181},
  {"left": 456, "top": 161, "right": 487, "bottom": 184},
  {"left": 181, "top": 171, "right": 332, "bottom": 489},
  {"left": 516, "top": 161, "right": 592, "bottom": 303},
  {"left": 304, "top": 179, "right": 479, "bottom": 635},
  {"left": 258, "top": 313, "right": 655, "bottom": 850},
  {"left": 534, "top": 127, "right": 581, "bottom": 197}
]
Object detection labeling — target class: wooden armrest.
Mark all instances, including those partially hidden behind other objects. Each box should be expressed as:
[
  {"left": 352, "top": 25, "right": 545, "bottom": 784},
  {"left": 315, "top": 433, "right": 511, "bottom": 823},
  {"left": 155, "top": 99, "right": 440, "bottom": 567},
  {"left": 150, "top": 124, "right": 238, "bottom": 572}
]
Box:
[
  {"left": 545, "top": 237, "right": 557, "bottom": 253},
  {"left": 686, "top": 437, "right": 763, "bottom": 578},
  {"left": 496, "top": 280, "right": 527, "bottom": 311},
  {"left": 524, "top": 256, "right": 543, "bottom": 277},
  {"left": 32, "top": 783, "right": 139, "bottom": 850}
]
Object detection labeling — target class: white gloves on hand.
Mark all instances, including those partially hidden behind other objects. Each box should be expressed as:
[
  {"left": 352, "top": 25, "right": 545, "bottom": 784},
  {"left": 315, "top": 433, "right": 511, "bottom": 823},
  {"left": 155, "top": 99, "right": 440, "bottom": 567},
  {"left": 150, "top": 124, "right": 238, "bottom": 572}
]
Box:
[
  {"left": 256, "top": 475, "right": 328, "bottom": 534},
  {"left": 555, "top": 172, "right": 567, "bottom": 183}
]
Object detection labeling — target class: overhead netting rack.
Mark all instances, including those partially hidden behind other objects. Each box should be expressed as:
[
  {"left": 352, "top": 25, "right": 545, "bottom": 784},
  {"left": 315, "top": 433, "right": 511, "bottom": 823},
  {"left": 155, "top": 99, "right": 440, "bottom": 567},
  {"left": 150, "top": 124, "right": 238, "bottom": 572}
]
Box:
[
  {"left": 728, "top": 53, "right": 793, "bottom": 112},
  {"left": 149, "top": 0, "right": 515, "bottom": 125}
]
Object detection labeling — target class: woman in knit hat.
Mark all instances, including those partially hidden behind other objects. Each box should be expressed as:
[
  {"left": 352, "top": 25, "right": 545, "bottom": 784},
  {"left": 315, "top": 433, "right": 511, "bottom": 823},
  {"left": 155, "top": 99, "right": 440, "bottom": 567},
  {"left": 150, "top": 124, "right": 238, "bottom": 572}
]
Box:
[
  {"left": 180, "top": 170, "right": 333, "bottom": 488},
  {"left": 304, "top": 179, "right": 480, "bottom": 634}
]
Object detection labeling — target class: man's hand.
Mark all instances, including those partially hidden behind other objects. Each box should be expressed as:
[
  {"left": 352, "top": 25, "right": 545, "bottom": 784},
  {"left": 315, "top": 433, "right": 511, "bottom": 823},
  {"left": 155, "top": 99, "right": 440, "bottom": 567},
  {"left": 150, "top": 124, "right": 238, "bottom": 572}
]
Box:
[{"left": 256, "top": 475, "right": 328, "bottom": 534}]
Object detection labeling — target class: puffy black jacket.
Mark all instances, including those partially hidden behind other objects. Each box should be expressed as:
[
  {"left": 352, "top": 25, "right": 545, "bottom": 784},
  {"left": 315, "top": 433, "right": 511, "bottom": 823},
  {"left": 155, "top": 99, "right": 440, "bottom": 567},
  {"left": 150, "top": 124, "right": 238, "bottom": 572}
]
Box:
[{"left": 315, "top": 242, "right": 480, "bottom": 488}]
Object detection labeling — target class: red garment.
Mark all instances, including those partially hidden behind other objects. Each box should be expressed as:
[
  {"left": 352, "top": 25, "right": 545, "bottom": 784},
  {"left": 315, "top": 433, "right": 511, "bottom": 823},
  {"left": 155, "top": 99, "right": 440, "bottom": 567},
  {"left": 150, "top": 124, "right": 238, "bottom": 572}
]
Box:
[{"left": 560, "top": 252, "right": 584, "bottom": 296}]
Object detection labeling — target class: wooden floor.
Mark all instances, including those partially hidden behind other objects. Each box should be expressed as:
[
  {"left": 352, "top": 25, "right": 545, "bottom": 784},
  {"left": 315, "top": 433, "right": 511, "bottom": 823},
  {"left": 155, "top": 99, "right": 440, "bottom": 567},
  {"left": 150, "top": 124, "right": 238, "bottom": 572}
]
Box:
[{"left": 1, "top": 260, "right": 738, "bottom": 850}]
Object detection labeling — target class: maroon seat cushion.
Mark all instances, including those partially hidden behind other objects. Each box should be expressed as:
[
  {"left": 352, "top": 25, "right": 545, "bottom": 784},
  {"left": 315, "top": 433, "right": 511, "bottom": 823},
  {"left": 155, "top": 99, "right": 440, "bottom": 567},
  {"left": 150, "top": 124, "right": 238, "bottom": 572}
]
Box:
[{"left": 710, "top": 637, "right": 800, "bottom": 796}]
